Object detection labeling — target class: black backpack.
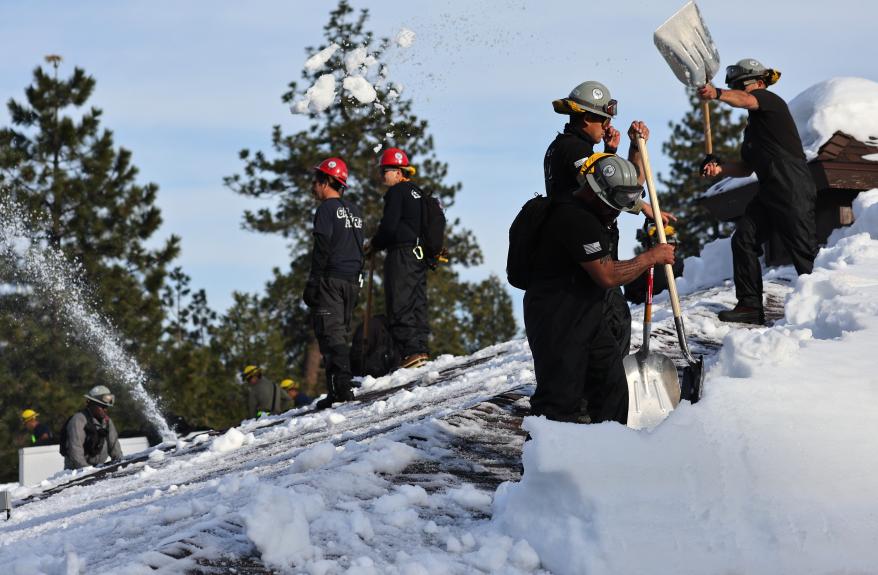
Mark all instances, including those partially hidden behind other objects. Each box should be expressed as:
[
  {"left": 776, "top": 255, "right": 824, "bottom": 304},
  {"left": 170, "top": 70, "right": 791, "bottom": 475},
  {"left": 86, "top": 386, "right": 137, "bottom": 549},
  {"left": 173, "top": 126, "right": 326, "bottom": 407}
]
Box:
[
  {"left": 59, "top": 410, "right": 107, "bottom": 458},
  {"left": 350, "top": 314, "right": 399, "bottom": 378},
  {"left": 506, "top": 195, "right": 555, "bottom": 290},
  {"left": 413, "top": 185, "right": 446, "bottom": 260}
]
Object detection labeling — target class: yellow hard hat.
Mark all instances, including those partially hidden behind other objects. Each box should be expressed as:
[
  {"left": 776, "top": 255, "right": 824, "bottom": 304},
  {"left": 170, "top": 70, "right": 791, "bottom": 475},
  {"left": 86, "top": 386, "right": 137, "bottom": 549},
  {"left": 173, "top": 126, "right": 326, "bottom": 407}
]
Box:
[
  {"left": 242, "top": 365, "right": 261, "bottom": 379},
  {"left": 21, "top": 409, "right": 39, "bottom": 422},
  {"left": 280, "top": 378, "right": 299, "bottom": 390}
]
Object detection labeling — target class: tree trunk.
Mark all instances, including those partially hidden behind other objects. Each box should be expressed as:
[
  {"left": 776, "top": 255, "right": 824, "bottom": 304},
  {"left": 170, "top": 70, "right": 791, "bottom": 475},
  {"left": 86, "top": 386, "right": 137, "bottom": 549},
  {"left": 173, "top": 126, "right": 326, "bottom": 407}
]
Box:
[{"left": 302, "top": 335, "right": 322, "bottom": 394}]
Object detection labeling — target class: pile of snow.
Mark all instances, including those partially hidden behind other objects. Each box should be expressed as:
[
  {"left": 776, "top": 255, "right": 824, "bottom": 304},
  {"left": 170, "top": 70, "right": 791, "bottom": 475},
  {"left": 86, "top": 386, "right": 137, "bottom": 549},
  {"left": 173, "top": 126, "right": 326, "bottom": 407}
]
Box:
[
  {"left": 789, "top": 77, "right": 878, "bottom": 160},
  {"left": 674, "top": 236, "right": 733, "bottom": 295},
  {"left": 705, "top": 76, "right": 878, "bottom": 198},
  {"left": 493, "top": 189, "right": 878, "bottom": 574}
]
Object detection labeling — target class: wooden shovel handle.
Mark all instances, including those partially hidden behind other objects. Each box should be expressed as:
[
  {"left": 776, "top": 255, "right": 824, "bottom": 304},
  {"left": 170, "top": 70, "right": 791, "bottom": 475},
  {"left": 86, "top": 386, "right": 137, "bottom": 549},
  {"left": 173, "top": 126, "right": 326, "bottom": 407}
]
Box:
[
  {"left": 702, "top": 100, "right": 713, "bottom": 155},
  {"left": 636, "top": 136, "right": 683, "bottom": 321}
]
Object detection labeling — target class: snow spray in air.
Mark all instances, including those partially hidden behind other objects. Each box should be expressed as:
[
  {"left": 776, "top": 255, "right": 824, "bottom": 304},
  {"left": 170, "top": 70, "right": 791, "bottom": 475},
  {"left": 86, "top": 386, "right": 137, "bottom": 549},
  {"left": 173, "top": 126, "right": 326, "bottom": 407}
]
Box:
[{"left": 0, "top": 196, "right": 175, "bottom": 441}]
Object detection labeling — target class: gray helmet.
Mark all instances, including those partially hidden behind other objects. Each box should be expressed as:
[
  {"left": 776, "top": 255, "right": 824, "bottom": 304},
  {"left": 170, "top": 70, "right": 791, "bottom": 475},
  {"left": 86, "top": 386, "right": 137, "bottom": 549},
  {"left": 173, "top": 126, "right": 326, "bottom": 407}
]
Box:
[
  {"left": 552, "top": 80, "right": 618, "bottom": 118},
  {"left": 725, "top": 58, "right": 779, "bottom": 87},
  {"left": 85, "top": 385, "right": 115, "bottom": 407},
  {"left": 585, "top": 155, "right": 644, "bottom": 212}
]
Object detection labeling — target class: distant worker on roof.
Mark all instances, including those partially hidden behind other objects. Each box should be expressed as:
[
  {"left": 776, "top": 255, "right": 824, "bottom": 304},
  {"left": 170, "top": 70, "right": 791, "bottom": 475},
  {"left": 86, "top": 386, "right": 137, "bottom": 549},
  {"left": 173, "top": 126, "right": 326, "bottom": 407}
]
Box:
[
  {"left": 243, "top": 365, "right": 284, "bottom": 418},
  {"left": 61, "top": 385, "right": 123, "bottom": 470},
  {"left": 699, "top": 59, "right": 817, "bottom": 325},
  {"left": 17, "top": 409, "right": 53, "bottom": 447},
  {"left": 280, "top": 378, "right": 313, "bottom": 408}
]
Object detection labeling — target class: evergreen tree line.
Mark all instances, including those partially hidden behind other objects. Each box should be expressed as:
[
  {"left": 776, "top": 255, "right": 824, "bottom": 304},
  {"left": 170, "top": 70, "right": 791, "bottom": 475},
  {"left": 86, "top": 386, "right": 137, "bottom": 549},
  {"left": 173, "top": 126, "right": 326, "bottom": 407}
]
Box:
[{"left": 0, "top": 2, "right": 516, "bottom": 482}]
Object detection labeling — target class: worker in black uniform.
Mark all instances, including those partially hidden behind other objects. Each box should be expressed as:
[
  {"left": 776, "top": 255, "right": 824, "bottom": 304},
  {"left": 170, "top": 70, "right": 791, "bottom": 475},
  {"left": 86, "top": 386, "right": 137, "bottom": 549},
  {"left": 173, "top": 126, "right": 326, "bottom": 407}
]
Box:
[
  {"left": 368, "top": 147, "right": 429, "bottom": 370},
  {"left": 546, "top": 80, "right": 673, "bottom": 355},
  {"left": 303, "top": 157, "right": 364, "bottom": 409},
  {"left": 699, "top": 59, "right": 817, "bottom": 325},
  {"left": 526, "top": 154, "right": 676, "bottom": 424}
]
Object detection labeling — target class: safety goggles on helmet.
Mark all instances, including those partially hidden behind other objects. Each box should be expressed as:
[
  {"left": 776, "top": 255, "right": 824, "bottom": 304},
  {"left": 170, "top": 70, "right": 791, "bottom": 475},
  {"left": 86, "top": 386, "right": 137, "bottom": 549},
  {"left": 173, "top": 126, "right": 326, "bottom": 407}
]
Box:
[
  {"left": 90, "top": 393, "right": 115, "bottom": 408},
  {"left": 572, "top": 98, "right": 617, "bottom": 117},
  {"left": 606, "top": 185, "right": 644, "bottom": 211}
]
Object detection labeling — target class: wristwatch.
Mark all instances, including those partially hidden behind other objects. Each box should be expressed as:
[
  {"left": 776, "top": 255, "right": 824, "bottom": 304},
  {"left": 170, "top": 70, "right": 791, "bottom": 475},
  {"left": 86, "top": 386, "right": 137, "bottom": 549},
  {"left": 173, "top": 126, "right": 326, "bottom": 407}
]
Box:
[{"left": 715, "top": 88, "right": 723, "bottom": 100}]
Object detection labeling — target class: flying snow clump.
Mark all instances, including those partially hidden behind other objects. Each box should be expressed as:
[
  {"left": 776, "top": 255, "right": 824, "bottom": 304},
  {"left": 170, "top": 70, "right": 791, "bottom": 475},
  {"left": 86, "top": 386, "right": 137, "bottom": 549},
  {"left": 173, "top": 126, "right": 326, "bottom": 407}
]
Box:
[
  {"left": 304, "top": 43, "right": 340, "bottom": 73},
  {"left": 396, "top": 28, "right": 416, "bottom": 48}
]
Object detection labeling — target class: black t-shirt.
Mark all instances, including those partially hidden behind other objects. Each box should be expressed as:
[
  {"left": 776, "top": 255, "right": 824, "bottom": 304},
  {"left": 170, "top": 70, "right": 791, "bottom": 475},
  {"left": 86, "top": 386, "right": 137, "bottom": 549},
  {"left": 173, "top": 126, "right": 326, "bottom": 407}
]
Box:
[
  {"left": 742, "top": 89, "right": 806, "bottom": 171},
  {"left": 372, "top": 181, "right": 423, "bottom": 249},
  {"left": 544, "top": 124, "right": 596, "bottom": 199},
  {"left": 529, "top": 198, "right": 608, "bottom": 301},
  {"left": 311, "top": 197, "right": 364, "bottom": 277}
]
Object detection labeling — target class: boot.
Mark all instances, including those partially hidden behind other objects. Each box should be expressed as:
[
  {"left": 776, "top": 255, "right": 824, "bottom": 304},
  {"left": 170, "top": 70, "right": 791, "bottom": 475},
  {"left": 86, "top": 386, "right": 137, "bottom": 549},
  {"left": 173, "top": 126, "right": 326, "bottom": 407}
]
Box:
[
  {"left": 717, "top": 304, "right": 765, "bottom": 325},
  {"left": 314, "top": 365, "right": 337, "bottom": 411},
  {"left": 401, "top": 353, "right": 429, "bottom": 369}
]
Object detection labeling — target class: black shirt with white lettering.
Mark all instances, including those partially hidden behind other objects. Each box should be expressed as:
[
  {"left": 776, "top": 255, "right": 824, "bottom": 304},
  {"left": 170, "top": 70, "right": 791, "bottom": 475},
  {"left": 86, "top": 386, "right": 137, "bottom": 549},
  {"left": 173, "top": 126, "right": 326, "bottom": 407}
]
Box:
[
  {"left": 372, "top": 181, "right": 423, "bottom": 249},
  {"left": 310, "top": 197, "right": 364, "bottom": 279},
  {"left": 544, "top": 124, "right": 596, "bottom": 199},
  {"left": 529, "top": 198, "right": 607, "bottom": 300},
  {"left": 741, "top": 89, "right": 807, "bottom": 171}
]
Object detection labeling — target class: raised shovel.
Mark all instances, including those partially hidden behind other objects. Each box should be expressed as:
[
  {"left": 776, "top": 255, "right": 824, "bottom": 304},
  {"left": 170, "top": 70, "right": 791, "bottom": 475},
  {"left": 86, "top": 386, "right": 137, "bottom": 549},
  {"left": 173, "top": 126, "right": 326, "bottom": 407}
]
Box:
[
  {"left": 654, "top": 1, "right": 720, "bottom": 154},
  {"left": 623, "top": 264, "right": 681, "bottom": 430},
  {"left": 636, "top": 136, "right": 705, "bottom": 403}
]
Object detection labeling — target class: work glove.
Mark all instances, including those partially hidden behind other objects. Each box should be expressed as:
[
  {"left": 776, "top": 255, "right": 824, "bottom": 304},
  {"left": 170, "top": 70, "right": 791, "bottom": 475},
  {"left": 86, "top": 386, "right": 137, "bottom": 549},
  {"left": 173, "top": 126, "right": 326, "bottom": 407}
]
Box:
[
  {"left": 302, "top": 281, "right": 319, "bottom": 308},
  {"left": 700, "top": 154, "right": 722, "bottom": 175}
]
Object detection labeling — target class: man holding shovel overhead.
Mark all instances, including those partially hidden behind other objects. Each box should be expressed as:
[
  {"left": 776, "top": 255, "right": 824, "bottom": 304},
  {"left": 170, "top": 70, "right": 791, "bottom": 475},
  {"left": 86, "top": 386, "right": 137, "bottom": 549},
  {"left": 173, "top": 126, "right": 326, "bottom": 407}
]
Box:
[
  {"left": 526, "top": 154, "right": 675, "bottom": 425},
  {"left": 546, "top": 80, "right": 673, "bottom": 355},
  {"left": 698, "top": 59, "right": 817, "bottom": 325}
]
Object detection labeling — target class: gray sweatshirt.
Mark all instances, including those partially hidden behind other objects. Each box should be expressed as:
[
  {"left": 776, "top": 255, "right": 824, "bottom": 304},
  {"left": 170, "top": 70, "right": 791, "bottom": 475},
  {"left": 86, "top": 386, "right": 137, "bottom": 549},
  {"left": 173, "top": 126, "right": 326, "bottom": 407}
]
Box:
[{"left": 63, "top": 410, "right": 123, "bottom": 469}]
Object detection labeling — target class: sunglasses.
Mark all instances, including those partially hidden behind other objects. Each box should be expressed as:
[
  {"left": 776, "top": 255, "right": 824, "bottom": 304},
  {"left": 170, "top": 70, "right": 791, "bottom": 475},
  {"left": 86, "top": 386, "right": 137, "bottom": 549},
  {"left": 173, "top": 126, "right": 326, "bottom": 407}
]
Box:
[{"left": 585, "top": 112, "right": 612, "bottom": 128}]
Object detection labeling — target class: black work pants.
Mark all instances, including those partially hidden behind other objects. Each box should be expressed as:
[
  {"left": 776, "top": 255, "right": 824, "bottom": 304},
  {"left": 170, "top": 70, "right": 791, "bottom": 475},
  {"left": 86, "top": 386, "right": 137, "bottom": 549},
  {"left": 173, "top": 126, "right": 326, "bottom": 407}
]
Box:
[
  {"left": 525, "top": 284, "right": 628, "bottom": 425},
  {"left": 384, "top": 247, "right": 429, "bottom": 358},
  {"left": 311, "top": 277, "right": 359, "bottom": 398},
  {"left": 732, "top": 159, "right": 817, "bottom": 308},
  {"left": 603, "top": 287, "right": 631, "bottom": 357}
]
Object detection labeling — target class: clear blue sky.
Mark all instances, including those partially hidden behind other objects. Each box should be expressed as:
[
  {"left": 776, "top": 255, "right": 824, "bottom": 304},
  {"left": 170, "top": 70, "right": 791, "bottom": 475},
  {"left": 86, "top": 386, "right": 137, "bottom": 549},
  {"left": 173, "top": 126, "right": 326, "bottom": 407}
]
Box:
[{"left": 1, "top": 0, "right": 874, "bottom": 326}]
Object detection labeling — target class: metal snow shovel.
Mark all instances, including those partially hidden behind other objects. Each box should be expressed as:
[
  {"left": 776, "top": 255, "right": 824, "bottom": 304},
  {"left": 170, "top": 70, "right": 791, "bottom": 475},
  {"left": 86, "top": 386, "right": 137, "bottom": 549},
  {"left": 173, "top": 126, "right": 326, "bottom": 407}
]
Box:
[
  {"left": 636, "top": 136, "right": 705, "bottom": 403},
  {"left": 623, "top": 264, "right": 681, "bottom": 430},
  {"left": 654, "top": 1, "right": 720, "bottom": 154}
]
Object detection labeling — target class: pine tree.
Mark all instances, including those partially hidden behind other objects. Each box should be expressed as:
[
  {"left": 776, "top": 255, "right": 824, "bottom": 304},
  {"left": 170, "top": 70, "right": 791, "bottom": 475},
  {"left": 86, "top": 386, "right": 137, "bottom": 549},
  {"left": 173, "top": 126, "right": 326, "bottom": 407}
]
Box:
[
  {"left": 0, "top": 57, "right": 180, "bottom": 480},
  {"left": 657, "top": 92, "right": 748, "bottom": 257},
  {"left": 224, "top": 1, "right": 514, "bottom": 388}
]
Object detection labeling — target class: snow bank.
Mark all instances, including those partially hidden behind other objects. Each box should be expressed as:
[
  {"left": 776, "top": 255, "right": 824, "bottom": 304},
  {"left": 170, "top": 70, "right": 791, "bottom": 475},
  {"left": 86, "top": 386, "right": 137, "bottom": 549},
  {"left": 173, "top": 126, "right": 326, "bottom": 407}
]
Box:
[
  {"left": 789, "top": 77, "right": 878, "bottom": 160},
  {"left": 675, "top": 236, "right": 733, "bottom": 295},
  {"left": 494, "top": 189, "right": 878, "bottom": 575}
]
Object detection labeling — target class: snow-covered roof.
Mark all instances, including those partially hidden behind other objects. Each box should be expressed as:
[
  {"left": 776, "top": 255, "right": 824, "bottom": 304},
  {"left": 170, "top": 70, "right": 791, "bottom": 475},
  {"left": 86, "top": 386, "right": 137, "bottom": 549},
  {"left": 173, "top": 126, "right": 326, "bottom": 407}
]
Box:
[{"left": 790, "top": 76, "right": 878, "bottom": 160}]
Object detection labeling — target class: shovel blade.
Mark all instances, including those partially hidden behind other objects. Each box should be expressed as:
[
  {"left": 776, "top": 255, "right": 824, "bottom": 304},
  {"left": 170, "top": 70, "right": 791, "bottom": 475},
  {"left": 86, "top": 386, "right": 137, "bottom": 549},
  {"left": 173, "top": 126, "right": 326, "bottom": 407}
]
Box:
[
  {"left": 681, "top": 355, "right": 705, "bottom": 403},
  {"left": 623, "top": 351, "right": 681, "bottom": 430},
  {"left": 654, "top": 1, "right": 720, "bottom": 87}
]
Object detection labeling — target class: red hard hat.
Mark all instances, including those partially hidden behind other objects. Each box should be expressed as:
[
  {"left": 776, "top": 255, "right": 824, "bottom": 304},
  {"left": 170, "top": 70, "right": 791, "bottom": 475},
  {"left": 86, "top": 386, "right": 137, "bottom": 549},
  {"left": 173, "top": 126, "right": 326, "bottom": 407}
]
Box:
[
  {"left": 314, "top": 157, "right": 348, "bottom": 187},
  {"left": 379, "top": 148, "right": 410, "bottom": 168}
]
